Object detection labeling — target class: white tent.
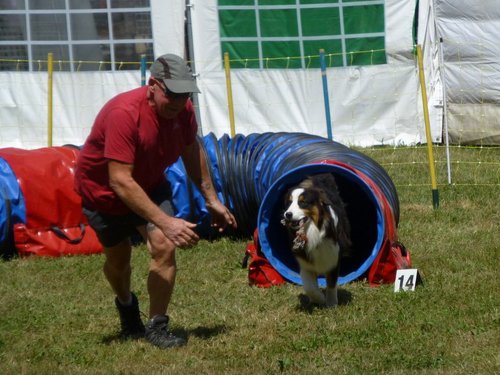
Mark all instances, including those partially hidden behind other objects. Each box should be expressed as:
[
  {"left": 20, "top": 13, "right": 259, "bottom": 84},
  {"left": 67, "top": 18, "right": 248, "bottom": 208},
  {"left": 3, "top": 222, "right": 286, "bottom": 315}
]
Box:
[
  {"left": 190, "top": 0, "right": 438, "bottom": 147},
  {"left": 434, "top": 0, "right": 500, "bottom": 144},
  {"left": 0, "top": 0, "right": 497, "bottom": 149}
]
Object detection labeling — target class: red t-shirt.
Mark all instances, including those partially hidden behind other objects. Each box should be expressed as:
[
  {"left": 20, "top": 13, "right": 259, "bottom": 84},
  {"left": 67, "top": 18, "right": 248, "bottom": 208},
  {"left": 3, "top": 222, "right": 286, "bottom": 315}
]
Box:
[{"left": 75, "top": 86, "right": 197, "bottom": 214}]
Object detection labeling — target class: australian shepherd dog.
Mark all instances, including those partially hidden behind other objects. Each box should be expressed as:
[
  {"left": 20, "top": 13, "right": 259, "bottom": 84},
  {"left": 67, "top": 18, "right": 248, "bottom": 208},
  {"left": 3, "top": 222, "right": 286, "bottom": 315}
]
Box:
[{"left": 281, "top": 173, "right": 351, "bottom": 307}]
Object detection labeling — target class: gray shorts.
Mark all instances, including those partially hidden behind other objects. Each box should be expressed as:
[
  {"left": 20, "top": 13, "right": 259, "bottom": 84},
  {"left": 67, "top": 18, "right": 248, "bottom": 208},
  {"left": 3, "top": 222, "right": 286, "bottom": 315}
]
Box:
[{"left": 83, "top": 187, "right": 174, "bottom": 248}]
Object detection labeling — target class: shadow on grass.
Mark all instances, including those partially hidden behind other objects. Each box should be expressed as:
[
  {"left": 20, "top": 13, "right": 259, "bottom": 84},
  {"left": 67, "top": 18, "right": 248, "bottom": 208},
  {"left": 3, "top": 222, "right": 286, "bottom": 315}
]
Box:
[
  {"left": 101, "top": 333, "right": 143, "bottom": 345},
  {"left": 296, "top": 288, "right": 353, "bottom": 313},
  {"left": 100, "top": 324, "right": 229, "bottom": 345},
  {"left": 184, "top": 324, "right": 229, "bottom": 339}
]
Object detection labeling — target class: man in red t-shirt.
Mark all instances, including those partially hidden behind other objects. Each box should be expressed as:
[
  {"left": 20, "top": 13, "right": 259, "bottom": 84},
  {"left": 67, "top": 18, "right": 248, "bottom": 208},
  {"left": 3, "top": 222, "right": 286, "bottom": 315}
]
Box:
[{"left": 75, "top": 54, "right": 236, "bottom": 349}]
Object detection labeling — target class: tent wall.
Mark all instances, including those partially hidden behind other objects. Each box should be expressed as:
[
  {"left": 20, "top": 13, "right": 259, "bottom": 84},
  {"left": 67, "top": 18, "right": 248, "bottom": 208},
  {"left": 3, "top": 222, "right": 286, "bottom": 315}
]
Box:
[
  {"left": 0, "top": 71, "right": 141, "bottom": 149},
  {"left": 190, "top": 0, "right": 442, "bottom": 146},
  {"left": 434, "top": 0, "right": 500, "bottom": 145},
  {"left": 5, "top": 0, "right": 498, "bottom": 148},
  {"left": 0, "top": 0, "right": 187, "bottom": 149}
]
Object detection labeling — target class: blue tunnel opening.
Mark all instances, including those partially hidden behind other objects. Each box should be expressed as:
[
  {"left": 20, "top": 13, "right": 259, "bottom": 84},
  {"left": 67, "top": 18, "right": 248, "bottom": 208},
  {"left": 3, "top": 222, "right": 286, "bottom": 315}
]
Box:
[{"left": 258, "top": 163, "right": 384, "bottom": 286}]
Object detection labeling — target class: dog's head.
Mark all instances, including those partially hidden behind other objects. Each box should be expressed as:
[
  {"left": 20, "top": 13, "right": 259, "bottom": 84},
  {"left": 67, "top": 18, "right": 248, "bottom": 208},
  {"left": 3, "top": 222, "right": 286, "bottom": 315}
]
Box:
[
  {"left": 281, "top": 186, "right": 327, "bottom": 232},
  {"left": 281, "top": 176, "right": 352, "bottom": 254}
]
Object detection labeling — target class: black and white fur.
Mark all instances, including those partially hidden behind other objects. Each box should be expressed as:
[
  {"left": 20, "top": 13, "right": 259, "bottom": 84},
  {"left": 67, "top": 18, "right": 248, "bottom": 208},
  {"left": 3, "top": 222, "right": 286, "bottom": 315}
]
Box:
[{"left": 282, "top": 173, "right": 351, "bottom": 307}]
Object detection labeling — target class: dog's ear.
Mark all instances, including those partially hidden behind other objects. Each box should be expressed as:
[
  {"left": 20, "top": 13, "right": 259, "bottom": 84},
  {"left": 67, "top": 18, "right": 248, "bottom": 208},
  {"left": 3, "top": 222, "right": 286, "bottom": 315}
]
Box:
[
  {"left": 299, "top": 177, "right": 313, "bottom": 189},
  {"left": 337, "top": 217, "right": 352, "bottom": 255},
  {"left": 319, "top": 190, "right": 332, "bottom": 208}
]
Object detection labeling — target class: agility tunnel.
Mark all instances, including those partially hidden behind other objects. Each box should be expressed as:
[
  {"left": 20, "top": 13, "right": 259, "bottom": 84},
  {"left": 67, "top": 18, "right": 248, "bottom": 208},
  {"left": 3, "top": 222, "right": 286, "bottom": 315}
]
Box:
[
  {"left": 0, "top": 147, "right": 102, "bottom": 258},
  {"left": 166, "top": 132, "right": 401, "bottom": 286},
  {"left": 0, "top": 133, "right": 401, "bottom": 287}
]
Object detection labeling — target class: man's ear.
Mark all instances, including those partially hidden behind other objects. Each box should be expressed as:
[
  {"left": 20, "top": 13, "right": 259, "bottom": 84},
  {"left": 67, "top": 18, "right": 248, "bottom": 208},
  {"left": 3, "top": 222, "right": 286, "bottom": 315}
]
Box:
[{"left": 146, "top": 78, "right": 156, "bottom": 99}]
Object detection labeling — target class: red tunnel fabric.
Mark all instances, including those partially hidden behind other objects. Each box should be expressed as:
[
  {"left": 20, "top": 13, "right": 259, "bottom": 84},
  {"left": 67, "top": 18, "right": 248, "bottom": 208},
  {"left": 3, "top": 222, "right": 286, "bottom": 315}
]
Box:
[{"left": 0, "top": 147, "right": 102, "bottom": 257}]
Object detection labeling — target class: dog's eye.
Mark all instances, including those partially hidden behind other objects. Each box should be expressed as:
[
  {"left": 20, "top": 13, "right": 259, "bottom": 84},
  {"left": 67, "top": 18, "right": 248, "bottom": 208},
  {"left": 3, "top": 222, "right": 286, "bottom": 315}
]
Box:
[
  {"left": 298, "top": 191, "right": 318, "bottom": 208},
  {"left": 298, "top": 196, "right": 310, "bottom": 208}
]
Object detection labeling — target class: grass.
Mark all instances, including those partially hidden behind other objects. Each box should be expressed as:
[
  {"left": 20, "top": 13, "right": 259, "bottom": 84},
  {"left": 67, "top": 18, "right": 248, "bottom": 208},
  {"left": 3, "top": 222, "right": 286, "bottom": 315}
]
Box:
[{"left": 0, "top": 146, "right": 498, "bottom": 374}]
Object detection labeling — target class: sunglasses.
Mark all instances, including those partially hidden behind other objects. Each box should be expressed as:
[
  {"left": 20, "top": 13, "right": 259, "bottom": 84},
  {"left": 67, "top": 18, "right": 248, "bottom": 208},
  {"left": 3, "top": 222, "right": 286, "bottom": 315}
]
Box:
[{"left": 161, "top": 84, "right": 191, "bottom": 100}]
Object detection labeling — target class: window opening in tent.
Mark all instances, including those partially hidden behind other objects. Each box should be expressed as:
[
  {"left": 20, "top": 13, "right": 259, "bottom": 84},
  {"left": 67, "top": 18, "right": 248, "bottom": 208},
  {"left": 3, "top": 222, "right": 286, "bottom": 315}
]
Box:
[{"left": 0, "top": 0, "right": 154, "bottom": 72}]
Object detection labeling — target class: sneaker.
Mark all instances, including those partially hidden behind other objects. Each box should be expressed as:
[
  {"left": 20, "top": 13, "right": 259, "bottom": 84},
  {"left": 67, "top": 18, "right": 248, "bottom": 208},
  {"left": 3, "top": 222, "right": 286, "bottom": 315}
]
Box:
[
  {"left": 145, "top": 315, "right": 186, "bottom": 349},
  {"left": 114, "top": 292, "right": 145, "bottom": 339}
]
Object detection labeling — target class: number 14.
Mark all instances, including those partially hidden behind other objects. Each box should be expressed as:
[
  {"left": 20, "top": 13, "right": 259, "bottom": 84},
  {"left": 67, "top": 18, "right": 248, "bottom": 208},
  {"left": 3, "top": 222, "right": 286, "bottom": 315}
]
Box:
[{"left": 394, "top": 269, "right": 418, "bottom": 292}]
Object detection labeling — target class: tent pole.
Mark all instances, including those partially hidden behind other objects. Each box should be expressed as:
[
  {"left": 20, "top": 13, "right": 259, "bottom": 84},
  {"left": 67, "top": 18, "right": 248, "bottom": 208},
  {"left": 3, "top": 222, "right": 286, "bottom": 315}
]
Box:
[
  {"left": 223, "top": 52, "right": 236, "bottom": 137},
  {"left": 417, "top": 44, "right": 440, "bottom": 209},
  {"left": 47, "top": 52, "right": 53, "bottom": 147},
  {"left": 140, "top": 54, "right": 147, "bottom": 86},
  {"left": 319, "top": 49, "right": 333, "bottom": 140},
  {"left": 439, "top": 37, "right": 452, "bottom": 184},
  {"left": 185, "top": 0, "right": 203, "bottom": 135}
]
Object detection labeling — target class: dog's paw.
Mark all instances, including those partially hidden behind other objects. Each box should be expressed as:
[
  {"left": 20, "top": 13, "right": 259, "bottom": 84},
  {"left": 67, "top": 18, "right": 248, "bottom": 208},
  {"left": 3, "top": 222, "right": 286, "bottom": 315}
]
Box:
[
  {"left": 298, "top": 294, "right": 321, "bottom": 312},
  {"left": 325, "top": 288, "right": 338, "bottom": 308},
  {"left": 325, "top": 299, "right": 338, "bottom": 308},
  {"left": 306, "top": 290, "right": 326, "bottom": 306}
]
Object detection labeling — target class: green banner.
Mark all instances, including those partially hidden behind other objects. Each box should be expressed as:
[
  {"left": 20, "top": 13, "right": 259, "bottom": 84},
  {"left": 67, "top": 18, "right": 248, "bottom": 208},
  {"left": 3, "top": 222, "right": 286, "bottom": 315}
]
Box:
[{"left": 219, "top": 0, "right": 386, "bottom": 69}]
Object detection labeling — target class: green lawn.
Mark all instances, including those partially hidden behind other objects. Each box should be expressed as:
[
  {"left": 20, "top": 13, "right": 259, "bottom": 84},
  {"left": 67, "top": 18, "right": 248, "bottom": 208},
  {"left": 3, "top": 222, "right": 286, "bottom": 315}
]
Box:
[{"left": 0, "top": 146, "right": 498, "bottom": 374}]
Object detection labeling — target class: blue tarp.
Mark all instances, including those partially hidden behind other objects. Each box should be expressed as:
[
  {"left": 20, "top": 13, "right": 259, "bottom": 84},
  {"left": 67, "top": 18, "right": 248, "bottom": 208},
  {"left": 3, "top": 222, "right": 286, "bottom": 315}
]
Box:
[{"left": 0, "top": 158, "right": 26, "bottom": 255}]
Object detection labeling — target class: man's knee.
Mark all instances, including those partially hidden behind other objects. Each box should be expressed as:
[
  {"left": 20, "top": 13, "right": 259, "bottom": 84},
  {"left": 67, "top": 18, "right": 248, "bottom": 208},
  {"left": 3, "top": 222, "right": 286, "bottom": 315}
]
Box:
[{"left": 147, "top": 228, "right": 175, "bottom": 263}]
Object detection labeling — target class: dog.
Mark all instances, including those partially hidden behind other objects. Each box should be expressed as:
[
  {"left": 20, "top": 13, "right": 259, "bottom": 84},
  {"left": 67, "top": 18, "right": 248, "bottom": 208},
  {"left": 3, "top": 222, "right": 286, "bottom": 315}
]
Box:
[{"left": 281, "top": 173, "right": 351, "bottom": 308}]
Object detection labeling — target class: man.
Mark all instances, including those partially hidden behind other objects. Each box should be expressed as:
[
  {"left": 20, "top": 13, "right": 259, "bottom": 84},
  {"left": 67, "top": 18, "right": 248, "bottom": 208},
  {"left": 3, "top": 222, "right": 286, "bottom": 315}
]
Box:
[{"left": 75, "top": 54, "right": 237, "bottom": 349}]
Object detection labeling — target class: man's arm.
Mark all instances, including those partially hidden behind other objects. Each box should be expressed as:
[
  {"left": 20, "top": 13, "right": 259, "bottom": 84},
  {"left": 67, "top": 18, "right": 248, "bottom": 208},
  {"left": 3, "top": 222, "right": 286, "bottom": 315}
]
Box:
[
  {"left": 181, "top": 139, "right": 237, "bottom": 231},
  {"left": 108, "top": 160, "right": 198, "bottom": 247},
  {"left": 180, "top": 139, "right": 219, "bottom": 206}
]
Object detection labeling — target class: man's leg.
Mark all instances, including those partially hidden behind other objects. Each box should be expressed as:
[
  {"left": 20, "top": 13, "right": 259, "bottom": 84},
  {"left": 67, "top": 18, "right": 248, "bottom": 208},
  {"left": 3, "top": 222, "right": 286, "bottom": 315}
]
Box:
[
  {"left": 82, "top": 207, "right": 145, "bottom": 339},
  {"left": 103, "top": 240, "right": 133, "bottom": 304},
  {"left": 103, "top": 239, "right": 145, "bottom": 339},
  {"left": 146, "top": 225, "right": 177, "bottom": 318},
  {"left": 136, "top": 224, "right": 186, "bottom": 348}
]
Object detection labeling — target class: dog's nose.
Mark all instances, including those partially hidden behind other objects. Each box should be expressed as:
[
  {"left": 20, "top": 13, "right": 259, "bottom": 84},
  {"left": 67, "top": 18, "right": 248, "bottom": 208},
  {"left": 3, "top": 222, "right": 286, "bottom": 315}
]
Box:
[{"left": 285, "top": 212, "right": 292, "bottom": 220}]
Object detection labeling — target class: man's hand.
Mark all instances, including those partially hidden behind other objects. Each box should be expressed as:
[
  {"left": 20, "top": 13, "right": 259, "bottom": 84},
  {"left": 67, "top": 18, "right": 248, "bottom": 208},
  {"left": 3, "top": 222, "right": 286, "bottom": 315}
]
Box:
[
  {"left": 181, "top": 139, "right": 237, "bottom": 233},
  {"left": 205, "top": 200, "right": 237, "bottom": 233},
  {"left": 158, "top": 217, "right": 199, "bottom": 248}
]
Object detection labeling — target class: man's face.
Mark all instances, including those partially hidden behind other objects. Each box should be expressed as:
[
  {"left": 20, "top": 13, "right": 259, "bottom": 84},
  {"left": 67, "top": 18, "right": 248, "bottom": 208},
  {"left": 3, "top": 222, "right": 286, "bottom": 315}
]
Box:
[{"left": 152, "top": 80, "right": 190, "bottom": 119}]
